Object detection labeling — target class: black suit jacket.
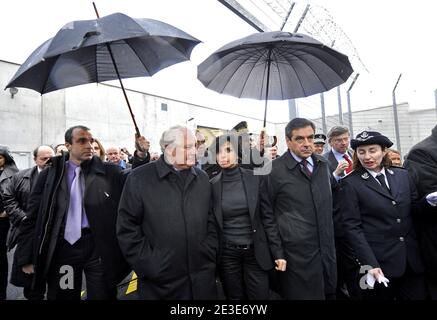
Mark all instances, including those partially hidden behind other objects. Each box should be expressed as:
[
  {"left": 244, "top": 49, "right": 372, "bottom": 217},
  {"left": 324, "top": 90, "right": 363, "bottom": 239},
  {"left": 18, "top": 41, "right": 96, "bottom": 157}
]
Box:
[
  {"left": 323, "top": 149, "right": 354, "bottom": 241},
  {"left": 17, "top": 155, "right": 130, "bottom": 288},
  {"left": 210, "top": 167, "right": 283, "bottom": 271},
  {"left": 339, "top": 166, "right": 430, "bottom": 278},
  {"left": 117, "top": 157, "right": 218, "bottom": 299}
]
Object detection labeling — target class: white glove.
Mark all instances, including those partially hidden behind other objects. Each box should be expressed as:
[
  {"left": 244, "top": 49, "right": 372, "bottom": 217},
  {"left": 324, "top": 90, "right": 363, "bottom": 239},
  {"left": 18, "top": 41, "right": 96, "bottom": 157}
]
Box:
[
  {"left": 426, "top": 191, "right": 437, "bottom": 206},
  {"left": 366, "top": 273, "right": 390, "bottom": 288}
]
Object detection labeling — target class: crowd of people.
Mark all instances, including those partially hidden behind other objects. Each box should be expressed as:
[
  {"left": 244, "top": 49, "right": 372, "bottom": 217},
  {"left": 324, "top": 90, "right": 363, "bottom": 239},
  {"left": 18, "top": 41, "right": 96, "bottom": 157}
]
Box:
[{"left": 0, "top": 120, "right": 436, "bottom": 301}]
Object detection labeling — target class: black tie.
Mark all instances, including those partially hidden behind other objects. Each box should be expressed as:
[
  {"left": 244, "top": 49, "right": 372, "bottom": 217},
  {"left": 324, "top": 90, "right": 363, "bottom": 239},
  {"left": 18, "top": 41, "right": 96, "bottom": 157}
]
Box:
[
  {"left": 300, "top": 159, "right": 312, "bottom": 177},
  {"left": 376, "top": 173, "right": 391, "bottom": 194}
]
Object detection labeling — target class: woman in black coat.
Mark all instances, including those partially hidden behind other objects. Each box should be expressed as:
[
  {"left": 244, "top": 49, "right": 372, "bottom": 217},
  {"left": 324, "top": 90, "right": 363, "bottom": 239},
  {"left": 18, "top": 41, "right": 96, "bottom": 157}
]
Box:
[
  {"left": 338, "top": 131, "right": 436, "bottom": 300},
  {"left": 209, "top": 134, "right": 286, "bottom": 300},
  {"left": 0, "top": 145, "right": 19, "bottom": 300}
]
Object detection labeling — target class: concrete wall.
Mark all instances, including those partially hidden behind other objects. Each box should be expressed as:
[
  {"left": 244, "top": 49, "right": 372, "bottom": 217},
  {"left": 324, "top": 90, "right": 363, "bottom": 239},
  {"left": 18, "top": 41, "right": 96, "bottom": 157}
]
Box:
[{"left": 0, "top": 59, "right": 275, "bottom": 168}]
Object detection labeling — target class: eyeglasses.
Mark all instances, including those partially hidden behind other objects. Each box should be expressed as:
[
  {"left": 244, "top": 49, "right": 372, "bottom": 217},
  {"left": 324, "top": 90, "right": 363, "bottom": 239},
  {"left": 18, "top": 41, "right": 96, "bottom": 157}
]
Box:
[
  {"left": 332, "top": 137, "right": 349, "bottom": 144},
  {"left": 196, "top": 140, "right": 206, "bottom": 145}
]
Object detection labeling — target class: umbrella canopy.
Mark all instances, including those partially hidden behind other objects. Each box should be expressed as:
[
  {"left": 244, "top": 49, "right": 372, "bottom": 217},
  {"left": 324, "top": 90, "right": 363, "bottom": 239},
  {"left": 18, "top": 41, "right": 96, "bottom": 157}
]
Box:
[
  {"left": 198, "top": 31, "right": 353, "bottom": 100},
  {"left": 6, "top": 13, "right": 200, "bottom": 94},
  {"left": 6, "top": 12, "right": 201, "bottom": 135},
  {"left": 197, "top": 31, "right": 353, "bottom": 126}
]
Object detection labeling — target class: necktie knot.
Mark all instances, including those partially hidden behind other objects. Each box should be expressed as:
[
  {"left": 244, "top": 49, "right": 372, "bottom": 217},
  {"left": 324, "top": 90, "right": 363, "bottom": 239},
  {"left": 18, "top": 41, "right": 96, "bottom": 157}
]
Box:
[
  {"left": 343, "top": 154, "right": 353, "bottom": 174},
  {"left": 74, "top": 166, "right": 81, "bottom": 178},
  {"left": 376, "top": 173, "right": 391, "bottom": 194},
  {"left": 300, "top": 159, "right": 312, "bottom": 176},
  {"left": 376, "top": 173, "right": 385, "bottom": 185}
]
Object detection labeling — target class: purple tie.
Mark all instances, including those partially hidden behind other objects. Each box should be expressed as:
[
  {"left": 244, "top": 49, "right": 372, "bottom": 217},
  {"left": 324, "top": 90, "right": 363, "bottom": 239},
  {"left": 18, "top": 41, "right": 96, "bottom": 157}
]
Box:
[
  {"left": 64, "top": 166, "right": 83, "bottom": 244},
  {"left": 300, "top": 159, "right": 312, "bottom": 177}
]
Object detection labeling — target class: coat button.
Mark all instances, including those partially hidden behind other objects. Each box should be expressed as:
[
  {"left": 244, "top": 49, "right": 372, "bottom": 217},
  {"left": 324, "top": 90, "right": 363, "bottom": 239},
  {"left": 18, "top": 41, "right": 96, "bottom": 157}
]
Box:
[
  {"left": 399, "top": 237, "right": 404, "bottom": 242},
  {"left": 392, "top": 201, "right": 397, "bottom": 206},
  {"left": 396, "top": 219, "right": 401, "bottom": 223},
  {"left": 253, "top": 229, "right": 257, "bottom": 233}
]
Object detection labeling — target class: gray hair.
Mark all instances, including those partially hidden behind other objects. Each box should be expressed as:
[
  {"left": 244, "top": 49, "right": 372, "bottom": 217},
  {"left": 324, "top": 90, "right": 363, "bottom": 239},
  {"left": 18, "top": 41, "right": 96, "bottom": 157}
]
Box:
[
  {"left": 327, "top": 125, "right": 350, "bottom": 142},
  {"left": 159, "top": 125, "right": 194, "bottom": 153},
  {"left": 105, "top": 146, "right": 121, "bottom": 153}
]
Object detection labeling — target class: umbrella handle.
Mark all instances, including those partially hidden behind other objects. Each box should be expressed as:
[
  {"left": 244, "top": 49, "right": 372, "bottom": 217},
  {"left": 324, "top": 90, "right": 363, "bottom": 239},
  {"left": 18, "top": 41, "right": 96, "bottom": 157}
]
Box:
[
  {"left": 271, "top": 135, "right": 278, "bottom": 147},
  {"left": 260, "top": 129, "right": 277, "bottom": 147}
]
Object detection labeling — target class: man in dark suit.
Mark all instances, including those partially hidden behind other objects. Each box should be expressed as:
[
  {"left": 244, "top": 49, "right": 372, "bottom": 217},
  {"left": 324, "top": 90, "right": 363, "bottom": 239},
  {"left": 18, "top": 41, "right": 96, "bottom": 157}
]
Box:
[
  {"left": 261, "top": 118, "right": 337, "bottom": 299},
  {"left": 16, "top": 125, "right": 145, "bottom": 300},
  {"left": 117, "top": 125, "right": 218, "bottom": 300},
  {"left": 323, "top": 126, "right": 354, "bottom": 180},
  {"left": 405, "top": 124, "right": 437, "bottom": 298},
  {"left": 323, "top": 125, "right": 360, "bottom": 299}
]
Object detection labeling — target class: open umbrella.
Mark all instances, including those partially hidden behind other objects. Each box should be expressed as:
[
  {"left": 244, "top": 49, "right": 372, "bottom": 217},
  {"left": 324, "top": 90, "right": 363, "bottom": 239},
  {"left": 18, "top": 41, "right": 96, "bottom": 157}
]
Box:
[
  {"left": 197, "top": 31, "right": 353, "bottom": 127},
  {"left": 6, "top": 6, "right": 200, "bottom": 135}
]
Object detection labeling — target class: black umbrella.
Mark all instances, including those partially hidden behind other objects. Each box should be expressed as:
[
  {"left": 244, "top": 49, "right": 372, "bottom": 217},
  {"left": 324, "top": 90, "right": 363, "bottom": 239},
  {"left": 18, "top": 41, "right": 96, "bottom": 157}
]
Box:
[
  {"left": 6, "top": 5, "right": 200, "bottom": 136},
  {"left": 198, "top": 31, "right": 353, "bottom": 127}
]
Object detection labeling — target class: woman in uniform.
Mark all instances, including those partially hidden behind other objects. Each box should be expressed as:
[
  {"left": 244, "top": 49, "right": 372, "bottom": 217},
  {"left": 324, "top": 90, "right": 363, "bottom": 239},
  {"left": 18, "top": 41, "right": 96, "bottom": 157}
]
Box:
[{"left": 338, "top": 131, "right": 436, "bottom": 300}]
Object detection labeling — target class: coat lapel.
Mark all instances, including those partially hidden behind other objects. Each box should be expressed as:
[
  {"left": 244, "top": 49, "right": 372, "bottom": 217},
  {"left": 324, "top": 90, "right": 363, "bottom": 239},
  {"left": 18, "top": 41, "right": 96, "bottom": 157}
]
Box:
[
  {"left": 329, "top": 151, "right": 339, "bottom": 168},
  {"left": 211, "top": 172, "right": 223, "bottom": 229},
  {"left": 385, "top": 168, "right": 400, "bottom": 199},
  {"left": 183, "top": 167, "right": 198, "bottom": 191},
  {"left": 241, "top": 169, "right": 257, "bottom": 221},
  {"left": 283, "top": 151, "right": 311, "bottom": 180},
  {"left": 360, "top": 168, "right": 394, "bottom": 200}
]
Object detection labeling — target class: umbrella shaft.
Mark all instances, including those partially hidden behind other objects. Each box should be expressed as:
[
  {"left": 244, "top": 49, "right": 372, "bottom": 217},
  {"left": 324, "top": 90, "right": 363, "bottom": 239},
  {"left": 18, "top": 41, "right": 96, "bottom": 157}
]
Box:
[
  {"left": 263, "top": 48, "right": 273, "bottom": 128},
  {"left": 92, "top": 2, "right": 100, "bottom": 18},
  {"left": 105, "top": 42, "right": 141, "bottom": 136}
]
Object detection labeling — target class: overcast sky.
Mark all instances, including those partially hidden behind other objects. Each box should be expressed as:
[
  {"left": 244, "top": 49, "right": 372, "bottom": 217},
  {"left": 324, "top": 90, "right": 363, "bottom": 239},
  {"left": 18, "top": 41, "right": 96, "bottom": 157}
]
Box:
[{"left": 1, "top": 0, "right": 436, "bottom": 124}]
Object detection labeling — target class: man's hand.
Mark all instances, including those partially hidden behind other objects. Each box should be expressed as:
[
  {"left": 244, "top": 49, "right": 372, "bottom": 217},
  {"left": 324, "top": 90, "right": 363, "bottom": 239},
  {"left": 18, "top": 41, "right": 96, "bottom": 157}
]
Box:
[
  {"left": 275, "top": 259, "right": 287, "bottom": 271},
  {"left": 135, "top": 134, "right": 150, "bottom": 158},
  {"left": 22, "top": 264, "right": 35, "bottom": 274},
  {"left": 0, "top": 211, "right": 7, "bottom": 218},
  {"left": 334, "top": 160, "right": 349, "bottom": 176},
  {"left": 258, "top": 130, "right": 266, "bottom": 151}
]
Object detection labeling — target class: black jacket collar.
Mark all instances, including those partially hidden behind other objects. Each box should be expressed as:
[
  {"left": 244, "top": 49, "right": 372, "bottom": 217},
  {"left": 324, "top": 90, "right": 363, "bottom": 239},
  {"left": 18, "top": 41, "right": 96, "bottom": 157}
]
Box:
[
  {"left": 282, "top": 150, "right": 327, "bottom": 171},
  {"left": 155, "top": 155, "right": 197, "bottom": 180},
  {"left": 49, "top": 153, "right": 105, "bottom": 175}
]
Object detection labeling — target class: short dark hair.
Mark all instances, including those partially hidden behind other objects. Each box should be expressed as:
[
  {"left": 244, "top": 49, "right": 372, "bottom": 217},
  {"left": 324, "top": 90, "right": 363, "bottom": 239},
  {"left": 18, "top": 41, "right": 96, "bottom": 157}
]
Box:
[
  {"left": 285, "top": 118, "right": 315, "bottom": 140},
  {"left": 65, "top": 125, "right": 90, "bottom": 144}
]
